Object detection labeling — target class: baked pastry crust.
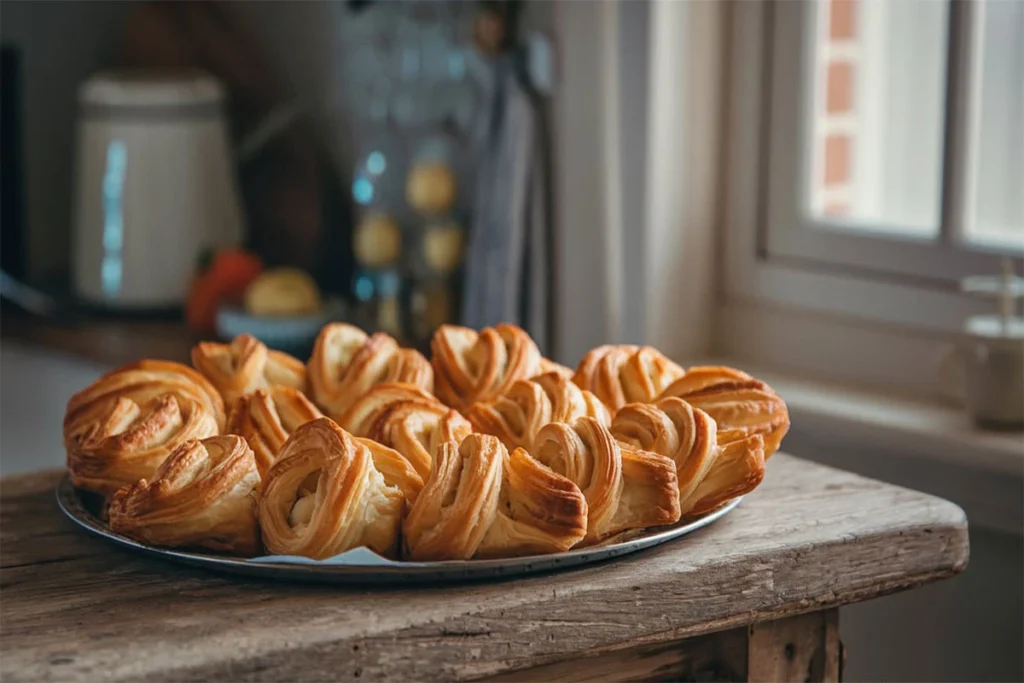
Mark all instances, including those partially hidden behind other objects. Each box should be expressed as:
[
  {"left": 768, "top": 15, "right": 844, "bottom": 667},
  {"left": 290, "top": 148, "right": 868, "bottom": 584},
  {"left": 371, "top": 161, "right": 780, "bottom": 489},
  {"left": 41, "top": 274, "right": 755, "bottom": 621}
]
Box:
[
  {"left": 532, "top": 417, "right": 681, "bottom": 542},
  {"left": 341, "top": 383, "right": 472, "bottom": 479},
  {"left": 465, "top": 372, "right": 611, "bottom": 452},
  {"left": 403, "top": 433, "right": 588, "bottom": 560},
  {"left": 257, "top": 418, "right": 406, "bottom": 560},
  {"left": 64, "top": 360, "right": 226, "bottom": 451},
  {"left": 685, "top": 435, "right": 766, "bottom": 516},
  {"left": 356, "top": 437, "right": 424, "bottom": 504},
  {"left": 307, "top": 323, "right": 433, "bottom": 419},
  {"left": 226, "top": 386, "right": 323, "bottom": 478},
  {"left": 611, "top": 398, "right": 717, "bottom": 511},
  {"left": 107, "top": 435, "right": 261, "bottom": 555},
  {"left": 68, "top": 393, "right": 220, "bottom": 497},
  {"left": 572, "top": 345, "right": 685, "bottom": 411},
  {"left": 338, "top": 382, "right": 442, "bottom": 435},
  {"left": 191, "top": 334, "right": 306, "bottom": 408},
  {"left": 659, "top": 366, "right": 790, "bottom": 459},
  {"left": 612, "top": 396, "right": 767, "bottom": 514},
  {"left": 430, "top": 323, "right": 545, "bottom": 409},
  {"left": 539, "top": 357, "right": 574, "bottom": 380}
]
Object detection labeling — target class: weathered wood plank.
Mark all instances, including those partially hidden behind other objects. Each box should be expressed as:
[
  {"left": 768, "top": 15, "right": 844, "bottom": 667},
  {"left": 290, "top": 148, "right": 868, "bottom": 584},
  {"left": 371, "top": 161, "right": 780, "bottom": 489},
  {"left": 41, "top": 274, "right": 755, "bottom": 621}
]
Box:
[
  {"left": 747, "top": 610, "right": 839, "bottom": 682},
  {"left": 0, "top": 455, "right": 968, "bottom": 682},
  {"left": 478, "top": 627, "right": 749, "bottom": 682}
]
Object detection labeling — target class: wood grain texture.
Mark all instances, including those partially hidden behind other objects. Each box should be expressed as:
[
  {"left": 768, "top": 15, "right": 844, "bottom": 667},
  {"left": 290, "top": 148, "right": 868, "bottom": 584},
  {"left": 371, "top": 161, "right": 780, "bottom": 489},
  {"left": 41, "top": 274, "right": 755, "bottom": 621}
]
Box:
[
  {"left": 481, "top": 627, "right": 750, "bottom": 682},
  {"left": 2, "top": 315, "right": 196, "bottom": 367},
  {"left": 747, "top": 610, "right": 839, "bottom": 682},
  {"left": 0, "top": 454, "right": 968, "bottom": 682}
]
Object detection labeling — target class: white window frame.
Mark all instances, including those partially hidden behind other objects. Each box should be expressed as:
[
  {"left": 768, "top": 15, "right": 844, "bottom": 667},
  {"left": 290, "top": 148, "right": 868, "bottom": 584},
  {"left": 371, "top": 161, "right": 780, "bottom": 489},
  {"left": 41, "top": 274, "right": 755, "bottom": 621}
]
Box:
[
  {"left": 763, "top": 0, "right": 1021, "bottom": 284},
  {"left": 723, "top": 1, "right": 1020, "bottom": 339},
  {"left": 551, "top": 0, "right": 1016, "bottom": 400}
]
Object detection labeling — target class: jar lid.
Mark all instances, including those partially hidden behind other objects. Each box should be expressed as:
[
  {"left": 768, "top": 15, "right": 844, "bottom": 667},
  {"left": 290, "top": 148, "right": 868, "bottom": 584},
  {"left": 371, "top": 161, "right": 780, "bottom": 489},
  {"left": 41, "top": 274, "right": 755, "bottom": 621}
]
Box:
[{"left": 79, "top": 69, "right": 224, "bottom": 108}]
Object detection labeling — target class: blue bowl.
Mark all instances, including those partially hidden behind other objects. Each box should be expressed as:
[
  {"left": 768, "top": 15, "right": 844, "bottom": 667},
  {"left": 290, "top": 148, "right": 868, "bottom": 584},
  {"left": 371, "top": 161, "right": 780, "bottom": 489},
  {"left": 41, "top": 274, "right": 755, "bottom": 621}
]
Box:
[{"left": 216, "top": 299, "right": 346, "bottom": 355}]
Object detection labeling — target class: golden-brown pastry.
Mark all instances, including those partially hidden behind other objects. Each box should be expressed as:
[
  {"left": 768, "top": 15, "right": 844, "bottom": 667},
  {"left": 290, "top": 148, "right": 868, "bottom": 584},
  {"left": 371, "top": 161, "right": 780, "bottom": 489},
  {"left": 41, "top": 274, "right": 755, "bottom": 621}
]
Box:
[
  {"left": 612, "top": 396, "right": 768, "bottom": 515},
  {"left": 107, "top": 435, "right": 261, "bottom": 556},
  {"left": 532, "top": 417, "right": 681, "bottom": 542},
  {"left": 572, "top": 345, "right": 685, "bottom": 412},
  {"left": 307, "top": 323, "right": 433, "bottom": 419},
  {"left": 342, "top": 383, "right": 472, "bottom": 480},
  {"left": 191, "top": 334, "right": 306, "bottom": 408},
  {"left": 337, "top": 382, "right": 441, "bottom": 434},
  {"left": 465, "top": 372, "right": 611, "bottom": 452},
  {"left": 226, "top": 386, "right": 323, "bottom": 478},
  {"left": 68, "top": 393, "right": 220, "bottom": 497},
  {"left": 539, "top": 357, "right": 575, "bottom": 380},
  {"left": 403, "top": 433, "right": 588, "bottom": 561},
  {"left": 356, "top": 437, "right": 424, "bottom": 504},
  {"left": 610, "top": 398, "right": 717, "bottom": 512},
  {"left": 64, "top": 360, "right": 226, "bottom": 451},
  {"left": 659, "top": 366, "right": 790, "bottom": 458},
  {"left": 685, "top": 435, "right": 766, "bottom": 516},
  {"left": 257, "top": 418, "right": 407, "bottom": 560},
  {"left": 430, "top": 323, "right": 545, "bottom": 409}
]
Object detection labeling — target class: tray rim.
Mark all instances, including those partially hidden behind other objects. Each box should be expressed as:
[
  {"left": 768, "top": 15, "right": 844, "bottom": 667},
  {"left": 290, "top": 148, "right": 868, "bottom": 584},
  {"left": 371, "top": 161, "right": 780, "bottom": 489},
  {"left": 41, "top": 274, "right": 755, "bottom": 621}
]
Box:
[{"left": 56, "top": 474, "right": 741, "bottom": 584}]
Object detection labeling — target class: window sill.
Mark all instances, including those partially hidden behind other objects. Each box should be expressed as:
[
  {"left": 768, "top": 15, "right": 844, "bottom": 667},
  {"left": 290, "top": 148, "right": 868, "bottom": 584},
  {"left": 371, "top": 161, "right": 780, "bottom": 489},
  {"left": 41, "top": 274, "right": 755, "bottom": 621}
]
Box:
[{"left": 704, "top": 356, "right": 1023, "bottom": 535}]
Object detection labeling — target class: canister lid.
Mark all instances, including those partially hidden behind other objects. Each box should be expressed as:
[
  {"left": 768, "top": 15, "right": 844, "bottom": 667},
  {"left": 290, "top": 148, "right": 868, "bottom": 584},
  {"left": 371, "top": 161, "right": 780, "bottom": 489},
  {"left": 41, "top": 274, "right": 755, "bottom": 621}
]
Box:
[{"left": 78, "top": 69, "right": 224, "bottom": 108}]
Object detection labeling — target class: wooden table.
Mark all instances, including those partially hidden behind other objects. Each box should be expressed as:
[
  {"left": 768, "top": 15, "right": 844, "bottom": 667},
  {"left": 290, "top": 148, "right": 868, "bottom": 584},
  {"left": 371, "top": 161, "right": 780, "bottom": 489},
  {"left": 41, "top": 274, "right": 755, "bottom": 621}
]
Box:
[
  {"left": 2, "top": 313, "right": 197, "bottom": 367},
  {"left": 0, "top": 455, "right": 968, "bottom": 682}
]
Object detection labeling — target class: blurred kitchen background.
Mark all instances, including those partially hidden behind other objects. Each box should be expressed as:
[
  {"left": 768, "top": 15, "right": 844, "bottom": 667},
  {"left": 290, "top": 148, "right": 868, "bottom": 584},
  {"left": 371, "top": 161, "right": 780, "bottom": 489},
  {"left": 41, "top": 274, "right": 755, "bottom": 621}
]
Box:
[{"left": 1, "top": 1, "right": 1021, "bottom": 681}]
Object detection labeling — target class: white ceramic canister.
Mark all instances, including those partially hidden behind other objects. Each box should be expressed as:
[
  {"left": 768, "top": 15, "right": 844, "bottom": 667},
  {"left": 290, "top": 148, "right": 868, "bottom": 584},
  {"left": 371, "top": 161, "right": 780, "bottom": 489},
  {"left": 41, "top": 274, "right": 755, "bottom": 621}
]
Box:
[{"left": 72, "top": 69, "right": 243, "bottom": 308}]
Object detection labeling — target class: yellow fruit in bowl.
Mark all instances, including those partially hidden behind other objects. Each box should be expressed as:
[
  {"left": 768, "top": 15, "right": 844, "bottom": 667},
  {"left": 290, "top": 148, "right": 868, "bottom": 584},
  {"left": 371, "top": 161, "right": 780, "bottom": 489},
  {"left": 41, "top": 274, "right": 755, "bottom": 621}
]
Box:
[
  {"left": 354, "top": 213, "right": 402, "bottom": 268},
  {"left": 244, "top": 268, "right": 322, "bottom": 317},
  {"left": 406, "top": 162, "right": 457, "bottom": 215}
]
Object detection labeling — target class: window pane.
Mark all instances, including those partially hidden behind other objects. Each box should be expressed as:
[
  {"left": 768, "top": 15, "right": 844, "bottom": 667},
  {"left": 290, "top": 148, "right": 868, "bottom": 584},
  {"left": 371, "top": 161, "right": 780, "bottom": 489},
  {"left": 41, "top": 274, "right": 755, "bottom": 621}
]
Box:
[
  {"left": 965, "top": 0, "right": 1024, "bottom": 249},
  {"left": 808, "top": 0, "right": 948, "bottom": 237}
]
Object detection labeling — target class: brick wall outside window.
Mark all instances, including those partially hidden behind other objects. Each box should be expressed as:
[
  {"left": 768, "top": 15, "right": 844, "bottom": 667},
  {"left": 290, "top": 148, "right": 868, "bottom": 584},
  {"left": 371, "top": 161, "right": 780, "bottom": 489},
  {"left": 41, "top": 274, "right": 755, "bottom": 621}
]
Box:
[{"left": 815, "top": 0, "right": 858, "bottom": 218}]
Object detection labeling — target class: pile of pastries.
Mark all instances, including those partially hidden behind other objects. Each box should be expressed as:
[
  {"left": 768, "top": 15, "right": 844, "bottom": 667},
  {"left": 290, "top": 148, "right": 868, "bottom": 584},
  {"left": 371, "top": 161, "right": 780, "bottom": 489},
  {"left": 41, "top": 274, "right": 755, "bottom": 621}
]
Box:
[{"left": 62, "top": 323, "right": 789, "bottom": 561}]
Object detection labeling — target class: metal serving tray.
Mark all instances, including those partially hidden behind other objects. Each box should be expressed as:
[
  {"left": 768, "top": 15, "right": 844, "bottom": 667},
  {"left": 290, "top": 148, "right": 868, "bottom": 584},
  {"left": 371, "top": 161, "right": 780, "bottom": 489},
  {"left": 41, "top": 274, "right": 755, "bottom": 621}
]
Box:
[{"left": 57, "top": 475, "right": 740, "bottom": 584}]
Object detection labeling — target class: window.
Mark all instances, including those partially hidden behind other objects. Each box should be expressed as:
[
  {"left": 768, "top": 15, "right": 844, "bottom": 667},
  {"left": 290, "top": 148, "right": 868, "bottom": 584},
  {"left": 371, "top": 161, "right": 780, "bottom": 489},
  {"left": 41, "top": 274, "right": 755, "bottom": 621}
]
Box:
[{"left": 761, "top": 0, "right": 1022, "bottom": 284}]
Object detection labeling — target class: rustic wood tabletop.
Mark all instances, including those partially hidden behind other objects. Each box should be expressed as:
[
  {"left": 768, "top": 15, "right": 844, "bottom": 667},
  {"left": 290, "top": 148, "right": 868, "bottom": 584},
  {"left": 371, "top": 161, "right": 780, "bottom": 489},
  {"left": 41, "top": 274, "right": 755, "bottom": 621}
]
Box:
[
  {"left": 2, "top": 313, "right": 197, "bottom": 367},
  {"left": 0, "top": 454, "right": 968, "bottom": 682}
]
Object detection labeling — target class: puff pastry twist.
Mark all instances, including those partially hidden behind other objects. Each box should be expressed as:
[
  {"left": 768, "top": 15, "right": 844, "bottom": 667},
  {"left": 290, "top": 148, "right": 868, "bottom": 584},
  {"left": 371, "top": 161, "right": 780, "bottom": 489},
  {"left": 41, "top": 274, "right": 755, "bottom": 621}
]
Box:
[
  {"left": 403, "top": 433, "right": 588, "bottom": 560},
  {"left": 532, "top": 417, "right": 681, "bottom": 542},
  {"left": 68, "top": 393, "right": 220, "bottom": 497},
  {"left": 338, "top": 383, "right": 441, "bottom": 435},
  {"left": 227, "top": 386, "right": 323, "bottom": 479},
  {"left": 308, "top": 323, "right": 433, "bottom": 419},
  {"left": 610, "top": 398, "right": 717, "bottom": 512},
  {"left": 539, "top": 358, "right": 575, "bottom": 380},
  {"left": 659, "top": 366, "right": 790, "bottom": 459},
  {"left": 341, "top": 383, "right": 472, "bottom": 479},
  {"left": 611, "top": 396, "right": 766, "bottom": 515},
  {"left": 684, "top": 435, "right": 766, "bottom": 516},
  {"left": 572, "top": 345, "right": 685, "bottom": 411},
  {"left": 191, "top": 334, "right": 306, "bottom": 408},
  {"left": 465, "top": 371, "right": 611, "bottom": 452},
  {"left": 64, "top": 360, "right": 226, "bottom": 450},
  {"left": 257, "top": 418, "right": 411, "bottom": 560},
  {"left": 430, "top": 323, "right": 546, "bottom": 409},
  {"left": 108, "top": 435, "right": 261, "bottom": 555}
]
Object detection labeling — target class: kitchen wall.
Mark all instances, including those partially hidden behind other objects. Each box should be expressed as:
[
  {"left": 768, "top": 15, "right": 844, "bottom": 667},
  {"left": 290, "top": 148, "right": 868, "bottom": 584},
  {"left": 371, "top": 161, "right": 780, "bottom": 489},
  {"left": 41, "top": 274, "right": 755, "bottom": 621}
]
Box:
[{"left": 1, "top": 0, "right": 137, "bottom": 280}]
